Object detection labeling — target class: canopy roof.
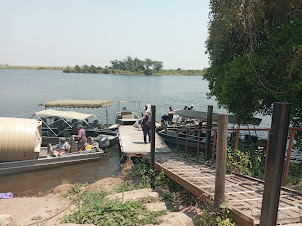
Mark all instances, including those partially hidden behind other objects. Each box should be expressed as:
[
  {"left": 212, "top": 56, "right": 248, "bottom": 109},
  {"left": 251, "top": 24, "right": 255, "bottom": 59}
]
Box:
[
  {"left": 173, "top": 110, "right": 262, "bottom": 125},
  {"left": 118, "top": 101, "right": 139, "bottom": 103},
  {"left": 44, "top": 100, "right": 112, "bottom": 108},
  {"left": 35, "top": 109, "right": 98, "bottom": 121}
]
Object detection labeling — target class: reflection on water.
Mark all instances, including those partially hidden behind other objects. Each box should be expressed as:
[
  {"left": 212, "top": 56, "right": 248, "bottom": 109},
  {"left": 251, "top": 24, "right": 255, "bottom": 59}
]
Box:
[{"left": 0, "top": 146, "right": 121, "bottom": 196}]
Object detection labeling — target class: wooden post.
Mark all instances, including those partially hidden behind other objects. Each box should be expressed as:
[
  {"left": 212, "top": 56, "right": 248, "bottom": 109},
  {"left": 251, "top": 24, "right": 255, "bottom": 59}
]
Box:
[
  {"left": 214, "top": 114, "right": 228, "bottom": 209},
  {"left": 196, "top": 130, "right": 200, "bottom": 159},
  {"left": 211, "top": 130, "right": 217, "bottom": 166},
  {"left": 264, "top": 130, "right": 271, "bottom": 180},
  {"left": 260, "top": 103, "right": 291, "bottom": 226},
  {"left": 205, "top": 105, "right": 213, "bottom": 161},
  {"left": 150, "top": 105, "right": 156, "bottom": 189},
  {"left": 282, "top": 128, "right": 295, "bottom": 187}
]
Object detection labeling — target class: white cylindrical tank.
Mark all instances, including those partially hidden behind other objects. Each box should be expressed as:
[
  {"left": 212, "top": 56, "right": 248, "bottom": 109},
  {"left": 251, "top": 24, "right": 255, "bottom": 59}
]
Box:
[{"left": 0, "top": 117, "right": 42, "bottom": 162}]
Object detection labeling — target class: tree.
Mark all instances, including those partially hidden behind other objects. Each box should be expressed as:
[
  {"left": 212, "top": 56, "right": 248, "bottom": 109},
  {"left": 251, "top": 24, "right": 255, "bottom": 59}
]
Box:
[
  {"left": 153, "top": 61, "right": 164, "bottom": 71},
  {"left": 144, "top": 58, "right": 153, "bottom": 69},
  {"left": 205, "top": 0, "right": 302, "bottom": 144},
  {"left": 74, "top": 65, "right": 81, "bottom": 72}
]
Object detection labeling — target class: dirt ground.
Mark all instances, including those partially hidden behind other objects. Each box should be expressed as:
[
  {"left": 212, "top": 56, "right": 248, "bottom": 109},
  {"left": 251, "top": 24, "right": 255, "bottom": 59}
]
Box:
[
  {"left": 0, "top": 193, "right": 73, "bottom": 226},
  {"left": 0, "top": 178, "right": 123, "bottom": 226}
]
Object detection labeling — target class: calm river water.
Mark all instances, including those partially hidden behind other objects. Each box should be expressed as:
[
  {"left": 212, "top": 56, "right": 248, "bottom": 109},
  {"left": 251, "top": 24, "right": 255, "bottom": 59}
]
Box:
[{"left": 0, "top": 69, "right": 271, "bottom": 195}]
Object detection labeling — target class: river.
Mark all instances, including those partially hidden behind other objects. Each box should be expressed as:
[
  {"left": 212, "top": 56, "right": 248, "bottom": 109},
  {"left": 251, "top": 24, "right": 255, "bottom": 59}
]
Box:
[{"left": 0, "top": 69, "right": 271, "bottom": 195}]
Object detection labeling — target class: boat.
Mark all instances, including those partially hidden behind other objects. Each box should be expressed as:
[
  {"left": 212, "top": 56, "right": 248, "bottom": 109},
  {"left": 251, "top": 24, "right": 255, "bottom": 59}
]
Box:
[
  {"left": 158, "top": 109, "right": 263, "bottom": 154},
  {"left": 35, "top": 99, "right": 120, "bottom": 146},
  {"left": 0, "top": 117, "right": 105, "bottom": 176},
  {"left": 116, "top": 101, "right": 140, "bottom": 125},
  {"left": 41, "top": 99, "right": 119, "bottom": 130},
  {"left": 31, "top": 109, "right": 114, "bottom": 147}
]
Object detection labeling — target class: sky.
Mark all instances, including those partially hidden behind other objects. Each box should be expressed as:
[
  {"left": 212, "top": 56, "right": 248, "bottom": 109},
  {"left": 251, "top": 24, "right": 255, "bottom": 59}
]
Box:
[{"left": 0, "top": 0, "right": 211, "bottom": 70}]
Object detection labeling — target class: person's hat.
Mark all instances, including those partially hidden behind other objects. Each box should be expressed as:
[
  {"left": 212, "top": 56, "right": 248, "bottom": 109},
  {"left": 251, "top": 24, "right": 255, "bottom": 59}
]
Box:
[{"left": 59, "top": 137, "right": 66, "bottom": 142}]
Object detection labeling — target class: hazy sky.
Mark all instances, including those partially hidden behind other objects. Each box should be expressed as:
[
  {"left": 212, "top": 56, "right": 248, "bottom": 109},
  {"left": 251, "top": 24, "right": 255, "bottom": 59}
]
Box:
[{"left": 0, "top": 0, "right": 211, "bottom": 70}]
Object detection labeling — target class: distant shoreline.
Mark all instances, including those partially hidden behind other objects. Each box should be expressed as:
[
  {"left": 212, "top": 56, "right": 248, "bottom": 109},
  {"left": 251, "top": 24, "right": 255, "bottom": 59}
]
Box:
[{"left": 0, "top": 65, "right": 206, "bottom": 76}]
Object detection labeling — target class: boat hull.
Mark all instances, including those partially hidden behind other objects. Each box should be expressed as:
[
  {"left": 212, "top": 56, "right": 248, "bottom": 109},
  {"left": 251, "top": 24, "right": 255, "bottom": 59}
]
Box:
[{"left": 0, "top": 151, "right": 104, "bottom": 176}]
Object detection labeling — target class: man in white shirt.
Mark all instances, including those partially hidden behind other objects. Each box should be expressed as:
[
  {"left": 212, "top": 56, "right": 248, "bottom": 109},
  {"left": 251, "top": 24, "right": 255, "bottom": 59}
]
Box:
[{"left": 53, "top": 137, "right": 69, "bottom": 157}]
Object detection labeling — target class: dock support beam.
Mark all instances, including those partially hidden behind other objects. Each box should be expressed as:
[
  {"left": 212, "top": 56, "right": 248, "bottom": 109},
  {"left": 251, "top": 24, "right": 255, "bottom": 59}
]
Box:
[
  {"left": 150, "top": 105, "right": 156, "bottom": 189},
  {"left": 260, "top": 102, "right": 291, "bottom": 226},
  {"left": 205, "top": 105, "right": 213, "bottom": 161},
  {"left": 214, "top": 114, "right": 228, "bottom": 208}
]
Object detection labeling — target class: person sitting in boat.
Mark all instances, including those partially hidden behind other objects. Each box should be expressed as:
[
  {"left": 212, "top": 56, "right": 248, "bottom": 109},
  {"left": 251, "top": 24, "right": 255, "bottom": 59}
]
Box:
[
  {"left": 188, "top": 104, "right": 194, "bottom": 110},
  {"left": 168, "top": 106, "right": 174, "bottom": 125},
  {"left": 194, "top": 121, "right": 204, "bottom": 135},
  {"left": 72, "top": 124, "right": 87, "bottom": 152},
  {"left": 53, "top": 137, "right": 69, "bottom": 157},
  {"left": 182, "top": 106, "right": 188, "bottom": 123}
]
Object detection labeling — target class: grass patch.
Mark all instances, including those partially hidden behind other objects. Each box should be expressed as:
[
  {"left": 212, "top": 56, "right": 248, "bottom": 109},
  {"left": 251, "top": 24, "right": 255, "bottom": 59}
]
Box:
[{"left": 62, "top": 191, "right": 165, "bottom": 225}]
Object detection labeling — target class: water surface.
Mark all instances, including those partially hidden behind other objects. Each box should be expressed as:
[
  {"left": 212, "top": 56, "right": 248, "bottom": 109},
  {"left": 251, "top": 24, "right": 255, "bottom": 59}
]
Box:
[{"left": 0, "top": 69, "right": 271, "bottom": 195}]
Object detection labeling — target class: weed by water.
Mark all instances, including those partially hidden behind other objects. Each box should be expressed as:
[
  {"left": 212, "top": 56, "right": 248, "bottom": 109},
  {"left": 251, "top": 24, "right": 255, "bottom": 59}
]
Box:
[
  {"left": 62, "top": 192, "right": 166, "bottom": 225},
  {"left": 197, "top": 203, "right": 236, "bottom": 226},
  {"left": 63, "top": 182, "right": 88, "bottom": 198}
]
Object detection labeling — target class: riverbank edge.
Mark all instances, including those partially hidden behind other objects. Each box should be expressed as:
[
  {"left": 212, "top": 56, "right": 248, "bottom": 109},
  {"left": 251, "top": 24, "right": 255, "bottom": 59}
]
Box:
[{"left": 0, "top": 66, "right": 206, "bottom": 76}]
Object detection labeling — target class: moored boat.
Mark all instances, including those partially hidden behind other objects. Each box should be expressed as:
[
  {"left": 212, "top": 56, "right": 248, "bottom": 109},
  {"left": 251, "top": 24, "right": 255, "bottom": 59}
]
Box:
[
  {"left": 0, "top": 117, "right": 106, "bottom": 176},
  {"left": 116, "top": 101, "right": 140, "bottom": 125}
]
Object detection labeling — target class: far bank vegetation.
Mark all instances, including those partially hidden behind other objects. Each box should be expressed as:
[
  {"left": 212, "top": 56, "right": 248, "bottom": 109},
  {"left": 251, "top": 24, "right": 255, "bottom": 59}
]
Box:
[{"left": 63, "top": 56, "right": 206, "bottom": 76}]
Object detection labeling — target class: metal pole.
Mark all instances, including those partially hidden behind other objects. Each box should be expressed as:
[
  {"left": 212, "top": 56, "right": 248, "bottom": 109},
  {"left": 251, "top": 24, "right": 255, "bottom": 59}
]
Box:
[
  {"left": 260, "top": 102, "right": 291, "bottom": 226},
  {"left": 282, "top": 128, "right": 295, "bottom": 187},
  {"left": 186, "top": 131, "right": 188, "bottom": 154},
  {"left": 196, "top": 130, "right": 200, "bottom": 159},
  {"left": 177, "top": 133, "right": 179, "bottom": 150},
  {"left": 205, "top": 105, "right": 213, "bottom": 161},
  {"left": 106, "top": 107, "right": 109, "bottom": 128},
  {"left": 214, "top": 114, "right": 228, "bottom": 209},
  {"left": 150, "top": 105, "right": 156, "bottom": 189}
]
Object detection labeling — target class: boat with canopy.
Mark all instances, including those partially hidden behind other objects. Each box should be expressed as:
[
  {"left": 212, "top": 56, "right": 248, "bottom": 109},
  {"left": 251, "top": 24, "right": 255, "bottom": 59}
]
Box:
[
  {"left": 0, "top": 117, "right": 105, "bottom": 176},
  {"left": 31, "top": 109, "right": 114, "bottom": 147},
  {"left": 158, "top": 109, "right": 262, "bottom": 154},
  {"left": 41, "top": 99, "right": 117, "bottom": 129},
  {"left": 116, "top": 101, "right": 140, "bottom": 125}
]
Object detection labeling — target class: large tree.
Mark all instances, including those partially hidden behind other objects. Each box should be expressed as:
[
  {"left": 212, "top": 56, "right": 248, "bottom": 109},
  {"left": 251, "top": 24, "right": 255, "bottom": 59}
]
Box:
[{"left": 205, "top": 0, "right": 302, "bottom": 127}]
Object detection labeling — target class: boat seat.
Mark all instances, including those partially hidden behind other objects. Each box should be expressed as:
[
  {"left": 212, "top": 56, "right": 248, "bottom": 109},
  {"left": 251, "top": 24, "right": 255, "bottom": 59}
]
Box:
[
  {"left": 121, "top": 111, "right": 132, "bottom": 116},
  {"left": 47, "top": 130, "right": 54, "bottom": 137},
  {"left": 72, "top": 126, "right": 78, "bottom": 134},
  {"left": 47, "top": 143, "right": 53, "bottom": 155},
  {"left": 62, "top": 130, "right": 71, "bottom": 137},
  {"left": 87, "top": 136, "right": 93, "bottom": 145},
  {"left": 70, "top": 139, "right": 77, "bottom": 153}
]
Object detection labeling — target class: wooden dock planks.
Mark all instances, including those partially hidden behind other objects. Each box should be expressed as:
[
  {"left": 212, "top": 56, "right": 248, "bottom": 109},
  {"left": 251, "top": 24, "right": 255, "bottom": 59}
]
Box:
[
  {"left": 118, "top": 125, "right": 171, "bottom": 157},
  {"left": 147, "top": 152, "right": 302, "bottom": 226}
]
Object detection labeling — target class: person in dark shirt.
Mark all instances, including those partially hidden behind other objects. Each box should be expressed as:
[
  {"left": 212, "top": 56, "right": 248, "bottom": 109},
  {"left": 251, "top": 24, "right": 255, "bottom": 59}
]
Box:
[
  {"left": 141, "top": 113, "right": 151, "bottom": 144},
  {"left": 168, "top": 106, "right": 174, "bottom": 125}
]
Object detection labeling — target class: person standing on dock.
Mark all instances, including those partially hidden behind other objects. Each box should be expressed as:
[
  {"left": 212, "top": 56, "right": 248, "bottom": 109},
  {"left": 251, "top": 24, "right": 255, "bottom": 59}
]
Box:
[
  {"left": 72, "top": 124, "right": 87, "bottom": 151},
  {"left": 141, "top": 104, "right": 151, "bottom": 117},
  {"left": 141, "top": 113, "right": 151, "bottom": 144}
]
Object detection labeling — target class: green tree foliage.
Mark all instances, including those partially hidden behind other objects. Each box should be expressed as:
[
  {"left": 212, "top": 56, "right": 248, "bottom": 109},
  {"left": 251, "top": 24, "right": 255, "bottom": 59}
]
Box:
[
  {"left": 109, "top": 56, "right": 163, "bottom": 74},
  {"left": 205, "top": 0, "right": 302, "bottom": 129}
]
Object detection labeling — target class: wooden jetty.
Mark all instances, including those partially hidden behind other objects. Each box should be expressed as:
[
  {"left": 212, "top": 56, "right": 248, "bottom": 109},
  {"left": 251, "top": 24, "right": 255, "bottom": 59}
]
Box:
[
  {"left": 117, "top": 105, "right": 302, "bottom": 226},
  {"left": 118, "top": 125, "right": 171, "bottom": 157},
  {"left": 144, "top": 152, "right": 302, "bottom": 226}
]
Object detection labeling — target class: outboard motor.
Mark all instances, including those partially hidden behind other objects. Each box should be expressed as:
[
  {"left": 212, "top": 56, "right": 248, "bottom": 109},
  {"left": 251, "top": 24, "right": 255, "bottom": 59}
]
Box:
[{"left": 96, "top": 135, "right": 110, "bottom": 150}]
